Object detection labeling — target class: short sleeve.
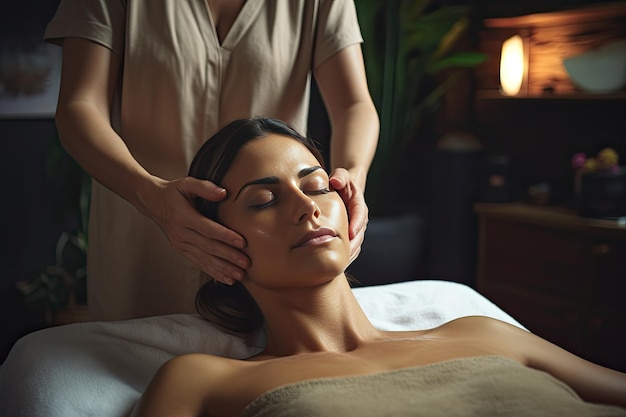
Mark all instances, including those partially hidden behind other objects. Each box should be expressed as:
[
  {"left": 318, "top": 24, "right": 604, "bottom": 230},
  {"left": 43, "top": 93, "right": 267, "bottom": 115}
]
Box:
[
  {"left": 44, "top": 0, "right": 126, "bottom": 56},
  {"left": 313, "top": 0, "right": 364, "bottom": 69}
]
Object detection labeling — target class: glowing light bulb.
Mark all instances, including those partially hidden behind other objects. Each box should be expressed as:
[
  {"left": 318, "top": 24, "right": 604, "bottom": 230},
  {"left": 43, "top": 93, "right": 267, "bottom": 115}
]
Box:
[{"left": 500, "top": 35, "right": 525, "bottom": 96}]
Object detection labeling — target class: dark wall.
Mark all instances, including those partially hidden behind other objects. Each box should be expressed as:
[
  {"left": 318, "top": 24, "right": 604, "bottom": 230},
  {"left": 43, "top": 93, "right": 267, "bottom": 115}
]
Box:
[
  {"left": 0, "top": 120, "right": 71, "bottom": 282},
  {"left": 1, "top": 0, "right": 63, "bottom": 361},
  {"left": 0, "top": 119, "right": 76, "bottom": 361}
]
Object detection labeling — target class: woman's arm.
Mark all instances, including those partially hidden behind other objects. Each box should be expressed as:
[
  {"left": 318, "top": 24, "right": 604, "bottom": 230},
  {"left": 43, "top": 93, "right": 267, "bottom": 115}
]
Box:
[
  {"left": 521, "top": 328, "right": 626, "bottom": 407},
  {"left": 55, "top": 38, "right": 249, "bottom": 284},
  {"left": 485, "top": 318, "right": 626, "bottom": 408},
  {"left": 314, "top": 44, "right": 379, "bottom": 261}
]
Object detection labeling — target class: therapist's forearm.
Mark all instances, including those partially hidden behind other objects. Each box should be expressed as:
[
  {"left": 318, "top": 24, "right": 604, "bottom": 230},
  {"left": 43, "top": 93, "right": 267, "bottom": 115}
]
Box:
[
  {"left": 329, "top": 100, "right": 379, "bottom": 191},
  {"left": 56, "top": 101, "right": 163, "bottom": 218}
]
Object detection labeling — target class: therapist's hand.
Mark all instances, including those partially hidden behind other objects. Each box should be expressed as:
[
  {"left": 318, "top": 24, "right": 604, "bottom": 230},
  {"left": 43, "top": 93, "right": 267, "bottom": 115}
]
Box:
[
  {"left": 329, "top": 168, "right": 368, "bottom": 265},
  {"left": 148, "top": 177, "right": 249, "bottom": 285}
]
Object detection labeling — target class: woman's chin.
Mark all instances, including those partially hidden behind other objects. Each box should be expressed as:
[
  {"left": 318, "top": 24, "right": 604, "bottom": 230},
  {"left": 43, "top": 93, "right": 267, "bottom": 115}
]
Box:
[{"left": 246, "top": 264, "right": 348, "bottom": 290}]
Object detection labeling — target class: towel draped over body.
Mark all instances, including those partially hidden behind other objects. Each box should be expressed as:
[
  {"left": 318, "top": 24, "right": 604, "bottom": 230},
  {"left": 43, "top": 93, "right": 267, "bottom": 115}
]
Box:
[{"left": 240, "top": 356, "right": 626, "bottom": 417}]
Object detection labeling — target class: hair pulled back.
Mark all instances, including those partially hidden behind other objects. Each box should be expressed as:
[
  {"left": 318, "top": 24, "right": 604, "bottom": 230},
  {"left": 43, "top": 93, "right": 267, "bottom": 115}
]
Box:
[{"left": 188, "top": 118, "right": 325, "bottom": 334}]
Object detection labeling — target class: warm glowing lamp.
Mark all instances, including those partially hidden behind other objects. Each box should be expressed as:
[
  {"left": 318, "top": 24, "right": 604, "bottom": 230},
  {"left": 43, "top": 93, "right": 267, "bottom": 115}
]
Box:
[{"left": 500, "top": 35, "right": 525, "bottom": 96}]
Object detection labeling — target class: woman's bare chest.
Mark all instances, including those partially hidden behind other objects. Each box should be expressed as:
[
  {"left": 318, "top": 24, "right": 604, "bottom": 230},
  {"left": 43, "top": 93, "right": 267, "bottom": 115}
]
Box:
[{"left": 232, "top": 336, "right": 509, "bottom": 408}]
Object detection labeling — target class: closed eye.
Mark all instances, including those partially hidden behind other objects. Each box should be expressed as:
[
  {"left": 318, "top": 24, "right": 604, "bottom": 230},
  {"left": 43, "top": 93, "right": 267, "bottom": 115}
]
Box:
[
  {"left": 306, "top": 188, "right": 331, "bottom": 196},
  {"left": 249, "top": 191, "right": 276, "bottom": 210},
  {"left": 250, "top": 199, "right": 275, "bottom": 210},
  {"left": 250, "top": 188, "right": 330, "bottom": 210}
]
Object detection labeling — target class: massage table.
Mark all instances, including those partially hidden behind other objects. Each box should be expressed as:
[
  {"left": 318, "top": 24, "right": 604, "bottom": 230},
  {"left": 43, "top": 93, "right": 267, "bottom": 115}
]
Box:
[{"left": 0, "top": 280, "right": 525, "bottom": 417}]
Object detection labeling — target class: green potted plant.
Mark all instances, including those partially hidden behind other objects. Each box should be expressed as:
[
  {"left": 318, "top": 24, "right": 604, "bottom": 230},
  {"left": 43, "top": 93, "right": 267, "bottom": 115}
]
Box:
[
  {"left": 348, "top": 0, "right": 486, "bottom": 285},
  {"left": 16, "top": 133, "right": 90, "bottom": 324},
  {"left": 356, "top": 0, "right": 486, "bottom": 213}
]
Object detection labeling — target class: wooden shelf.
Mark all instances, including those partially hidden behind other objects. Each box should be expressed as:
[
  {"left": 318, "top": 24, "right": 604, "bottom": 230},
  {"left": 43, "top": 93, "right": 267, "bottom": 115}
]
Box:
[
  {"left": 474, "top": 202, "right": 626, "bottom": 238},
  {"left": 476, "top": 90, "right": 626, "bottom": 100},
  {"left": 477, "top": 2, "right": 626, "bottom": 97},
  {"left": 483, "top": 2, "right": 626, "bottom": 29}
]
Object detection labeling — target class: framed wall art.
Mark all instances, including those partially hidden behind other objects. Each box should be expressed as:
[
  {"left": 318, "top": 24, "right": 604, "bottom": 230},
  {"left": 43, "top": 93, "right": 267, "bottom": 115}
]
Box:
[{"left": 0, "top": 0, "right": 61, "bottom": 119}]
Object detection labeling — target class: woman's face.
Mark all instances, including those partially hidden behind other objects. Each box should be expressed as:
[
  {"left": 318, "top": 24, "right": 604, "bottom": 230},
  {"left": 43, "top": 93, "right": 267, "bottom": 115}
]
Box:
[{"left": 218, "top": 134, "right": 350, "bottom": 289}]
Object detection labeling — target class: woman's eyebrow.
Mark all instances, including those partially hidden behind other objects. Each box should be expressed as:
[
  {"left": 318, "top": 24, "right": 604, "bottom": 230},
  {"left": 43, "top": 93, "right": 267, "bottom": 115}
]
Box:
[
  {"left": 298, "top": 166, "right": 322, "bottom": 178},
  {"left": 235, "top": 177, "right": 279, "bottom": 200},
  {"left": 234, "top": 166, "right": 323, "bottom": 200}
]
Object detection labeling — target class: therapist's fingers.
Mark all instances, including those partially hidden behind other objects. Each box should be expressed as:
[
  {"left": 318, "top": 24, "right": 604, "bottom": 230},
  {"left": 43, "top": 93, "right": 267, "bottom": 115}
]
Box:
[
  {"left": 154, "top": 177, "right": 250, "bottom": 284},
  {"left": 330, "top": 169, "right": 369, "bottom": 263},
  {"left": 345, "top": 193, "right": 367, "bottom": 265},
  {"left": 178, "top": 227, "right": 249, "bottom": 285}
]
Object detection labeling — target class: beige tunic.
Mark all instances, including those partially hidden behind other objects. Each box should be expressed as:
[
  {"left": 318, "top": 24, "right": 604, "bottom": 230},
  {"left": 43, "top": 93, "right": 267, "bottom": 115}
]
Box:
[{"left": 44, "top": 0, "right": 363, "bottom": 320}]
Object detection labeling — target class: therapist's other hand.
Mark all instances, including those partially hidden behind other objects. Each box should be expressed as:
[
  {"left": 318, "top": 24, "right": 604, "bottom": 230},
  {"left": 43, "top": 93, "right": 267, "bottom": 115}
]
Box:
[
  {"left": 329, "top": 168, "right": 368, "bottom": 265},
  {"left": 149, "top": 177, "right": 249, "bottom": 285}
]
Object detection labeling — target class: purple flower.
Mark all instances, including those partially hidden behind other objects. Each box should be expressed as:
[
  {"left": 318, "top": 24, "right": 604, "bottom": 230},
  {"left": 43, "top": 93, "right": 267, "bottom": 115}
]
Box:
[{"left": 571, "top": 152, "right": 587, "bottom": 170}]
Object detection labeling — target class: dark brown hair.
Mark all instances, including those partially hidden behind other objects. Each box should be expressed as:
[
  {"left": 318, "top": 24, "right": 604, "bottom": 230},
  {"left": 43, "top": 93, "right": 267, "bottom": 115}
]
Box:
[{"left": 188, "top": 118, "right": 325, "bottom": 334}]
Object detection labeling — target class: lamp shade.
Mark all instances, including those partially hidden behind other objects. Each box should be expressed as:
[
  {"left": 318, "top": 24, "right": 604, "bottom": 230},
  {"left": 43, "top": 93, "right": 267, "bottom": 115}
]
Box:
[{"left": 500, "top": 35, "right": 525, "bottom": 96}]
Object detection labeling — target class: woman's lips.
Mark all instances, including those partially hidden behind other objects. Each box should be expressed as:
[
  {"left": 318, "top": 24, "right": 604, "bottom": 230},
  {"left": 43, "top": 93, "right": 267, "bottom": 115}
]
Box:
[{"left": 293, "top": 227, "right": 337, "bottom": 248}]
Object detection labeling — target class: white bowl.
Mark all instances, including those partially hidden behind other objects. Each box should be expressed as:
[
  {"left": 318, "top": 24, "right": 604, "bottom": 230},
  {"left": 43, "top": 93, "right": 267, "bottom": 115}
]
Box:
[{"left": 562, "top": 39, "right": 626, "bottom": 94}]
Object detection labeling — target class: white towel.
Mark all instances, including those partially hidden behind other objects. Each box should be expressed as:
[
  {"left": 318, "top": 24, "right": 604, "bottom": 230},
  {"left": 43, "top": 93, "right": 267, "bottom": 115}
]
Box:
[{"left": 0, "top": 280, "right": 523, "bottom": 417}]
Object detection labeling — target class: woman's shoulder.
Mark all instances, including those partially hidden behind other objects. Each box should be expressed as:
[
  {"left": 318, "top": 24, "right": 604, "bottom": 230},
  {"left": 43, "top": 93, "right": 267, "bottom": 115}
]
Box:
[
  {"left": 438, "top": 315, "right": 531, "bottom": 343},
  {"left": 427, "top": 316, "right": 532, "bottom": 359},
  {"left": 132, "top": 353, "right": 252, "bottom": 417},
  {"left": 164, "top": 351, "right": 238, "bottom": 368},
  {"left": 157, "top": 353, "right": 253, "bottom": 388},
  {"left": 437, "top": 315, "right": 524, "bottom": 332},
  {"left": 383, "top": 316, "right": 525, "bottom": 341}
]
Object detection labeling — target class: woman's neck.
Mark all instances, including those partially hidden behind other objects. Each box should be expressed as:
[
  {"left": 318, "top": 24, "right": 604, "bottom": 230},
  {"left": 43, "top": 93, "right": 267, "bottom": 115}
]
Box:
[{"left": 251, "top": 277, "right": 385, "bottom": 357}]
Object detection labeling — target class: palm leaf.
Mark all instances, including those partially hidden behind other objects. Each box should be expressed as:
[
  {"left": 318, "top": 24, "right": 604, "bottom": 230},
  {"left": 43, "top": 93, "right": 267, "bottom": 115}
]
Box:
[{"left": 354, "top": 0, "right": 485, "bottom": 212}]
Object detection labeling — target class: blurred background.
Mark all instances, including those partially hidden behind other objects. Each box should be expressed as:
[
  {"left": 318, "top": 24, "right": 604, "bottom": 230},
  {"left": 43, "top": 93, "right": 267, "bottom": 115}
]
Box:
[{"left": 2, "top": 0, "right": 625, "bottom": 369}]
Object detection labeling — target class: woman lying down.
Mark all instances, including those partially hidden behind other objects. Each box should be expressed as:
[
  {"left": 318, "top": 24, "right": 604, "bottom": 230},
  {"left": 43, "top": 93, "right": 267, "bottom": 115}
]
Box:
[{"left": 131, "top": 118, "right": 626, "bottom": 417}]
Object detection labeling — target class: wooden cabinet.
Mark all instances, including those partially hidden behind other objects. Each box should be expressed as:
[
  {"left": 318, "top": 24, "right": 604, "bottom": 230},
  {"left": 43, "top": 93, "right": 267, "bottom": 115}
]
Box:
[{"left": 474, "top": 202, "right": 626, "bottom": 371}]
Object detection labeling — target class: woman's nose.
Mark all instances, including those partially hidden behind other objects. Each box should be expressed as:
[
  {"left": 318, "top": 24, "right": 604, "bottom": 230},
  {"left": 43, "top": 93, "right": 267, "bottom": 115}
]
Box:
[{"left": 293, "top": 192, "right": 321, "bottom": 223}]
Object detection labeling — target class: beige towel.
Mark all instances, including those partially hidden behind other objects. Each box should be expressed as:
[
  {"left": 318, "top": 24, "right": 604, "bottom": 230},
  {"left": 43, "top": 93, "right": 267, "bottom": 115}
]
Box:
[{"left": 240, "top": 356, "right": 626, "bottom": 417}]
